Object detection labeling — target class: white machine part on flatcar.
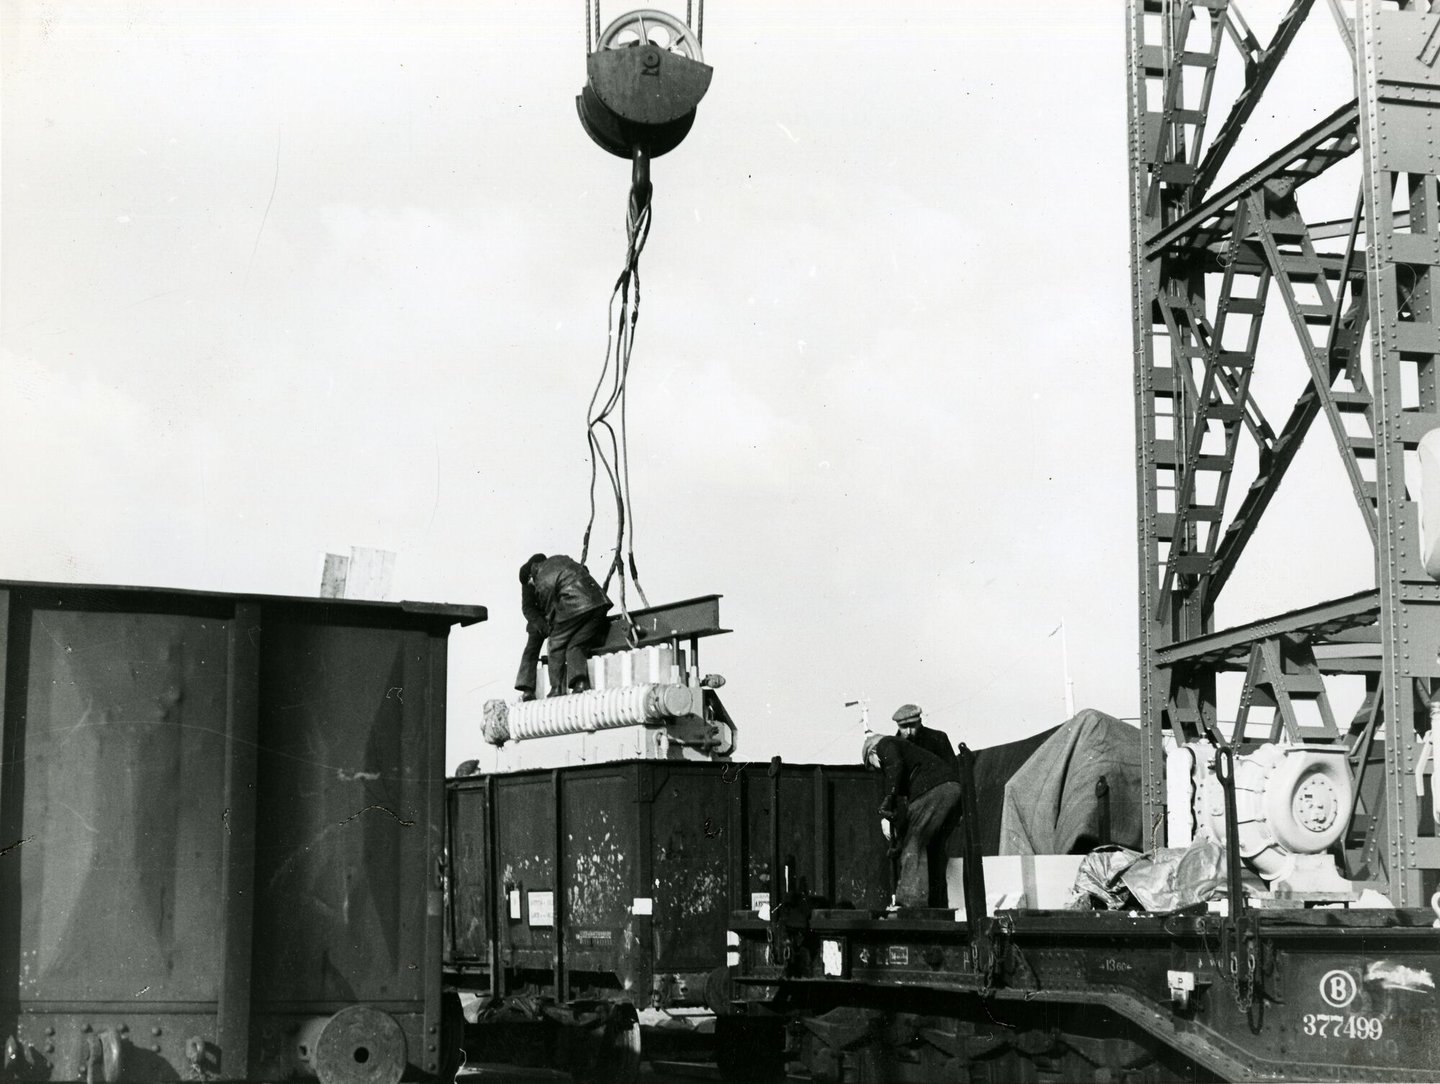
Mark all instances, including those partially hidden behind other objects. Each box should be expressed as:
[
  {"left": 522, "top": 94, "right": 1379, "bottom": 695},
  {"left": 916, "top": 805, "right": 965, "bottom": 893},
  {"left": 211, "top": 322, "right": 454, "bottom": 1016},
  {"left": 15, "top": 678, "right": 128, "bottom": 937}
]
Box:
[{"left": 1169, "top": 739, "right": 1357, "bottom": 898}]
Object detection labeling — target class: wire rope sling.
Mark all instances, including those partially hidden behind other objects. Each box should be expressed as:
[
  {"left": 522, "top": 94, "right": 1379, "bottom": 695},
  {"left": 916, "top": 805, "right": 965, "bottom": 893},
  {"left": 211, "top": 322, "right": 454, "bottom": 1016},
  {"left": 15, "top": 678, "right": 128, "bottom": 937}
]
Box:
[{"left": 575, "top": 4, "right": 712, "bottom": 629}]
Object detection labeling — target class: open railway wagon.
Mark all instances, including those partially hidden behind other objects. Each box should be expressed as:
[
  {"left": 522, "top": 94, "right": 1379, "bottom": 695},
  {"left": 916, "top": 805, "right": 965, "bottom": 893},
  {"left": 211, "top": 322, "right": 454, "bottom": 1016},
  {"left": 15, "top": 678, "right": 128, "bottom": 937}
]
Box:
[
  {"left": 444, "top": 756, "right": 893, "bottom": 1079},
  {"left": 0, "top": 579, "right": 484, "bottom": 1083},
  {"left": 441, "top": 592, "right": 766, "bottom": 1078},
  {"left": 721, "top": 2, "right": 1440, "bottom": 1081}
]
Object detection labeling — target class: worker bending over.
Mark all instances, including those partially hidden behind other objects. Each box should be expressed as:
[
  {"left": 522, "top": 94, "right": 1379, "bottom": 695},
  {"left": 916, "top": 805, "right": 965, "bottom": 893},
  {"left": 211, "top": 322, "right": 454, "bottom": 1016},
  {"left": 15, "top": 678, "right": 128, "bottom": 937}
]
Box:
[
  {"left": 863, "top": 732, "right": 962, "bottom": 909},
  {"left": 515, "top": 553, "right": 613, "bottom": 700},
  {"left": 892, "top": 702, "right": 957, "bottom": 771}
]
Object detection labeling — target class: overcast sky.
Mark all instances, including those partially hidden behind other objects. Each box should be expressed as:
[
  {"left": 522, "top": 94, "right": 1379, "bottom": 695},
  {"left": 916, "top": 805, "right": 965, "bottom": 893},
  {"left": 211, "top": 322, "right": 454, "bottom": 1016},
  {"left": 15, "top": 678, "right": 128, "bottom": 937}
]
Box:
[{"left": 2, "top": 2, "right": 1367, "bottom": 771}]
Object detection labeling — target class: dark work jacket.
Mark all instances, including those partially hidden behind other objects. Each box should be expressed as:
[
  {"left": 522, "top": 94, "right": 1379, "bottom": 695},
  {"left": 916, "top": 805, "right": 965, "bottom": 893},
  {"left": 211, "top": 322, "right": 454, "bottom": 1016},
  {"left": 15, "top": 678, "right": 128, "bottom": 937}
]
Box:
[
  {"left": 874, "top": 736, "right": 958, "bottom": 816},
  {"left": 903, "top": 724, "right": 958, "bottom": 772},
  {"left": 516, "top": 556, "right": 612, "bottom": 691},
  {"left": 523, "top": 556, "right": 611, "bottom": 635}
]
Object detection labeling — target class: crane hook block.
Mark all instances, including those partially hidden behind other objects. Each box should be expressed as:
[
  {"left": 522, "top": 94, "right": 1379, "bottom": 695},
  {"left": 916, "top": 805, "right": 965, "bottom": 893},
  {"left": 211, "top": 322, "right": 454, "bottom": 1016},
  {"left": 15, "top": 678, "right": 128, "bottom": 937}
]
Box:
[{"left": 578, "top": 8, "right": 713, "bottom": 160}]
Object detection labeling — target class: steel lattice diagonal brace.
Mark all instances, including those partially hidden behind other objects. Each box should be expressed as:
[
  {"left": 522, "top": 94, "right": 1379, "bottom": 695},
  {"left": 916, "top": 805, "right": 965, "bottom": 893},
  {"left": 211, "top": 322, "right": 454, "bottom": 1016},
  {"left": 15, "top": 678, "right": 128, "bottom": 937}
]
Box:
[
  {"left": 1250, "top": 186, "right": 1383, "bottom": 540},
  {"left": 1196, "top": 0, "right": 1318, "bottom": 193},
  {"left": 1151, "top": 211, "right": 1276, "bottom": 617},
  {"left": 1152, "top": 0, "right": 1230, "bottom": 189}
]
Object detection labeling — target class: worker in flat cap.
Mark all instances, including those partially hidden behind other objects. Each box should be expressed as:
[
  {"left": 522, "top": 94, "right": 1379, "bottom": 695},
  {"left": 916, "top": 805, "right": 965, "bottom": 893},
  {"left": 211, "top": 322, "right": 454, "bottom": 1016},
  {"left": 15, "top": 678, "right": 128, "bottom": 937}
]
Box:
[
  {"left": 515, "top": 553, "right": 613, "bottom": 701},
  {"left": 892, "top": 703, "right": 958, "bottom": 773},
  {"left": 863, "top": 731, "right": 962, "bottom": 908}
]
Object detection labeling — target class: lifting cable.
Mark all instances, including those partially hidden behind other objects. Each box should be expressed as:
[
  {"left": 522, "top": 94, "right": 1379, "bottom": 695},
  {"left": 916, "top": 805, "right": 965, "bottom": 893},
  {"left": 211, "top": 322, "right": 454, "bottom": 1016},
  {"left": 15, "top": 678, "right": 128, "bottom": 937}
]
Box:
[
  {"left": 580, "top": 157, "right": 653, "bottom": 624},
  {"left": 588, "top": 1, "right": 705, "bottom": 50},
  {"left": 577, "top": 2, "right": 711, "bottom": 637},
  {"left": 686, "top": 1, "right": 705, "bottom": 47}
]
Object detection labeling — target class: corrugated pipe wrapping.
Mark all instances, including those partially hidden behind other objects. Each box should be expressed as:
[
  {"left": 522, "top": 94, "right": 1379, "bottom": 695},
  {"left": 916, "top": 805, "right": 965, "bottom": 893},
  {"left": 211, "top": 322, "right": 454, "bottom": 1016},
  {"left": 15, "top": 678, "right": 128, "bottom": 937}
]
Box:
[{"left": 482, "top": 683, "right": 697, "bottom": 745}]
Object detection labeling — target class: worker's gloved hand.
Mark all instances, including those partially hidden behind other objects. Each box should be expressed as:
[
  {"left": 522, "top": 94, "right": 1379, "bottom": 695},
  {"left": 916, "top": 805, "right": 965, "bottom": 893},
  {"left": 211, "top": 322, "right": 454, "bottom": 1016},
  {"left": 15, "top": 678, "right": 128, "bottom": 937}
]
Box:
[{"left": 880, "top": 818, "right": 893, "bottom": 842}]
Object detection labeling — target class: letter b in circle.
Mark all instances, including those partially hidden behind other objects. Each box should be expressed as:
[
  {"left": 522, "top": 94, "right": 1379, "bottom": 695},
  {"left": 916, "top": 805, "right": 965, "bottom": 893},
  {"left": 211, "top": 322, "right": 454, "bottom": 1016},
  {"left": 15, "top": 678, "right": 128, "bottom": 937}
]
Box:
[{"left": 1320, "top": 969, "right": 1358, "bottom": 1008}]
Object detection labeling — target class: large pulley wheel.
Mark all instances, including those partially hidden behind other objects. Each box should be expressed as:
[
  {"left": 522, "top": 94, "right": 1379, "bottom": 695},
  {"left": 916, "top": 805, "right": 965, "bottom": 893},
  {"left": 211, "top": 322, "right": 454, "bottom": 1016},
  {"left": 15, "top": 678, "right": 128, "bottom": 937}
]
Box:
[
  {"left": 579, "top": 7, "right": 712, "bottom": 158},
  {"left": 597, "top": 8, "right": 703, "bottom": 63}
]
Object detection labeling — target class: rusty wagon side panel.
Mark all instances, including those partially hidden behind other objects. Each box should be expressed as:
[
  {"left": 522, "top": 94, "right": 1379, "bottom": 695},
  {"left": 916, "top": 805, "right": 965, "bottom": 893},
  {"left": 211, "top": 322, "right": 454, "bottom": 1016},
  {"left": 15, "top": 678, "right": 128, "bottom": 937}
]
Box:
[{"left": 445, "top": 759, "right": 891, "bottom": 1008}]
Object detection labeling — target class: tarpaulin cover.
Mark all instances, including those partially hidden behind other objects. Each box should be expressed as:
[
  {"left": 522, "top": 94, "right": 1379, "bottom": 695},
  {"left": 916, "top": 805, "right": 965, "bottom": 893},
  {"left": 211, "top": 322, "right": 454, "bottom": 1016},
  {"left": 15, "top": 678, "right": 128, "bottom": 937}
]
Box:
[
  {"left": 1120, "top": 836, "right": 1226, "bottom": 911},
  {"left": 999, "top": 709, "right": 1143, "bottom": 855},
  {"left": 1073, "top": 847, "right": 1141, "bottom": 909},
  {"left": 969, "top": 726, "right": 1059, "bottom": 855},
  {"left": 1074, "top": 837, "right": 1226, "bottom": 912}
]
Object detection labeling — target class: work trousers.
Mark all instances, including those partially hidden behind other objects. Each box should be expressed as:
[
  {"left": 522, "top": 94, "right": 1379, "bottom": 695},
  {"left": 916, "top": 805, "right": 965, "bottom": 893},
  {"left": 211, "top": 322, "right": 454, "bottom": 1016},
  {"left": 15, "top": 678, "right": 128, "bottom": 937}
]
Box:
[
  {"left": 546, "top": 609, "right": 610, "bottom": 694},
  {"left": 896, "top": 781, "right": 963, "bottom": 908}
]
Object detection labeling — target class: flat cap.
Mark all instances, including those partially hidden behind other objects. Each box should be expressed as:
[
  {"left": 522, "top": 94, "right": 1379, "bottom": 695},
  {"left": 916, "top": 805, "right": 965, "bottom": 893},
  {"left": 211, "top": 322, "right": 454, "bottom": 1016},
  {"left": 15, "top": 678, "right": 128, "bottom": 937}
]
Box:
[
  {"left": 861, "top": 732, "right": 884, "bottom": 763},
  {"left": 892, "top": 703, "right": 923, "bottom": 724}
]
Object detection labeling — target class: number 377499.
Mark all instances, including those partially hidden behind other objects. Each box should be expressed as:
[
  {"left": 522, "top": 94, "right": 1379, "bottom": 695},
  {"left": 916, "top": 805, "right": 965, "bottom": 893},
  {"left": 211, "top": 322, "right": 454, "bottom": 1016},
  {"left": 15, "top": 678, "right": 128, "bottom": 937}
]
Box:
[{"left": 1301, "top": 1013, "right": 1384, "bottom": 1040}]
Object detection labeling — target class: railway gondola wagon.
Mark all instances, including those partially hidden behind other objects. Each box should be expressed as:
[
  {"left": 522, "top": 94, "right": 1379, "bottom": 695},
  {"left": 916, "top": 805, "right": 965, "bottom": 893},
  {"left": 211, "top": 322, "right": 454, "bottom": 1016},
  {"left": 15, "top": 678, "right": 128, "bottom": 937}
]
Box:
[
  {"left": 444, "top": 758, "right": 892, "bottom": 1077},
  {"left": 0, "top": 579, "right": 484, "bottom": 1083}
]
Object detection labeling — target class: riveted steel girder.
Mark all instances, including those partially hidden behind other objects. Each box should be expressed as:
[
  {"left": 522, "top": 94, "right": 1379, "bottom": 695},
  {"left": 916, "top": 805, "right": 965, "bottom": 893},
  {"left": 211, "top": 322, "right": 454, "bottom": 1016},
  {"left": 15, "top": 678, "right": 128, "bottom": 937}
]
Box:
[{"left": 1129, "top": 0, "right": 1440, "bottom": 904}]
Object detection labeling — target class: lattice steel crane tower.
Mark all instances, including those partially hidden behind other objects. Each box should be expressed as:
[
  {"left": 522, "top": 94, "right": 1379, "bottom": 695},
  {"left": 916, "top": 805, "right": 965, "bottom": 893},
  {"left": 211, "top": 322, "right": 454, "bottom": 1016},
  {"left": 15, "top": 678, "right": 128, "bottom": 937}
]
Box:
[{"left": 1129, "top": 0, "right": 1440, "bottom": 906}]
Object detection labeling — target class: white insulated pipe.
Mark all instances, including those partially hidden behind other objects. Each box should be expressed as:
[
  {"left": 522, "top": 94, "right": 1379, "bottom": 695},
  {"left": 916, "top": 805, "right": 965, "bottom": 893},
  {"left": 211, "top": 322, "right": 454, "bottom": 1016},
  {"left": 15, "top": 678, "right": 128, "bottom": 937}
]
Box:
[{"left": 483, "top": 683, "right": 698, "bottom": 745}]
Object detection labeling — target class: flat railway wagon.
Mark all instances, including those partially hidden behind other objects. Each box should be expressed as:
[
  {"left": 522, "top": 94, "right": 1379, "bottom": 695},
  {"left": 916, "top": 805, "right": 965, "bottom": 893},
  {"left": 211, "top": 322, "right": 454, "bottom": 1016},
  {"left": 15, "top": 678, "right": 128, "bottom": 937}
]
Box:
[
  {"left": 0, "top": 579, "right": 483, "bottom": 1084},
  {"left": 727, "top": 751, "right": 1440, "bottom": 1082}
]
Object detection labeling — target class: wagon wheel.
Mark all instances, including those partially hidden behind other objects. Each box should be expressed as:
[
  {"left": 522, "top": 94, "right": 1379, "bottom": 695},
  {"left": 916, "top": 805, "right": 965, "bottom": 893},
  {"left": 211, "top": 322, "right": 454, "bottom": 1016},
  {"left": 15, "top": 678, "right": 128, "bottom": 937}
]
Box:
[{"left": 597, "top": 8, "right": 703, "bottom": 63}]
